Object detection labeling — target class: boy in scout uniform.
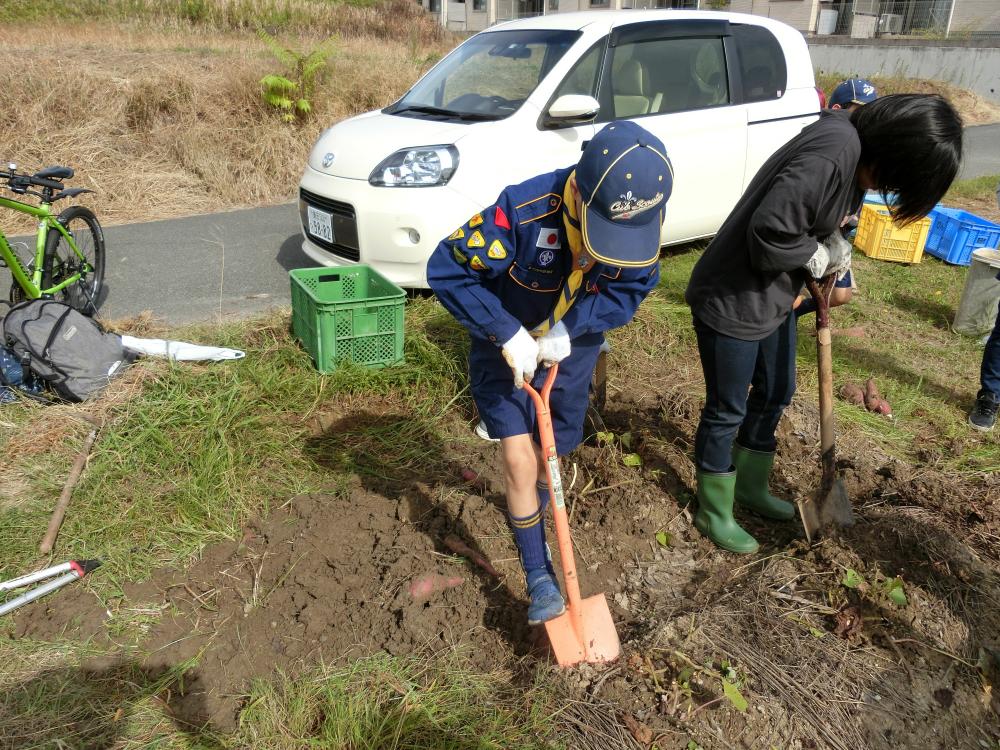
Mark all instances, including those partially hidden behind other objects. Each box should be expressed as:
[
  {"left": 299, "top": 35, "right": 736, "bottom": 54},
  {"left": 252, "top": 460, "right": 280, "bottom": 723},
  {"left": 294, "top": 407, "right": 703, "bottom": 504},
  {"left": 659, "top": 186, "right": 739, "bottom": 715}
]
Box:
[{"left": 427, "top": 121, "right": 673, "bottom": 624}]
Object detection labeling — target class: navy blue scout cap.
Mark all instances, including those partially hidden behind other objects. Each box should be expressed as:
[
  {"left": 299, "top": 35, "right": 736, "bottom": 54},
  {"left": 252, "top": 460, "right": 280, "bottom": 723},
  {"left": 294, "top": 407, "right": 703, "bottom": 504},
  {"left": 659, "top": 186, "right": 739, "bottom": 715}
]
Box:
[
  {"left": 829, "top": 78, "right": 877, "bottom": 108},
  {"left": 577, "top": 120, "right": 673, "bottom": 268}
]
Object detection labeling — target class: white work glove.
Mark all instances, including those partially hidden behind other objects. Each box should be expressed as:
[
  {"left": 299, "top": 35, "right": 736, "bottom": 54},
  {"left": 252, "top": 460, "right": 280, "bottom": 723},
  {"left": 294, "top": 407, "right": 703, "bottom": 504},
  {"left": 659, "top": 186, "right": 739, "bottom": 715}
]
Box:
[
  {"left": 804, "top": 233, "right": 852, "bottom": 280},
  {"left": 536, "top": 321, "right": 571, "bottom": 367},
  {"left": 501, "top": 327, "right": 538, "bottom": 389},
  {"left": 599, "top": 338, "right": 611, "bottom": 355}
]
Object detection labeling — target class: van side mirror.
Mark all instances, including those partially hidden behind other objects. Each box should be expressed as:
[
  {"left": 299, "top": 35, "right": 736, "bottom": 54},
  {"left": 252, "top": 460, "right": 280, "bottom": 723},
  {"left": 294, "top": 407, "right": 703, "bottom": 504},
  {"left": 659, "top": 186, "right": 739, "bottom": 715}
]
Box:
[{"left": 544, "top": 95, "right": 600, "bottom": 127}]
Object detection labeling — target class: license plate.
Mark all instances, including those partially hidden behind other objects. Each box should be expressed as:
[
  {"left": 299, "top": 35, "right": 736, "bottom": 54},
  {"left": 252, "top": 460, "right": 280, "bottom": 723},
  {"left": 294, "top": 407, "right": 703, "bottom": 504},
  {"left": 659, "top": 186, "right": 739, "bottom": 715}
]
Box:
[{"left": 307, "top": 206, "right": 335, "bottom": 244}]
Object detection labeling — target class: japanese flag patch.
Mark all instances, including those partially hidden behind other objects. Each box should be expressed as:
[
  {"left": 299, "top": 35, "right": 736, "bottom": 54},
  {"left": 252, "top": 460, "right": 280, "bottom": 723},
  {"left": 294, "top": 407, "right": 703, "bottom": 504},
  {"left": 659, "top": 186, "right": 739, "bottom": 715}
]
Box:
[{"left": 536, "top": 229, "right": 560, "bottom": 250}]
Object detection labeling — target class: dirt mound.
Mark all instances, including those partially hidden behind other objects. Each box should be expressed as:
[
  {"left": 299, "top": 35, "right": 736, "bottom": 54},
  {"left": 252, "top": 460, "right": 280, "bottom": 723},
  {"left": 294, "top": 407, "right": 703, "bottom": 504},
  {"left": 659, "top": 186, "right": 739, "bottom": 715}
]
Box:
[{"left": 18, "top": 486, "right": 530, "bottom": 731}]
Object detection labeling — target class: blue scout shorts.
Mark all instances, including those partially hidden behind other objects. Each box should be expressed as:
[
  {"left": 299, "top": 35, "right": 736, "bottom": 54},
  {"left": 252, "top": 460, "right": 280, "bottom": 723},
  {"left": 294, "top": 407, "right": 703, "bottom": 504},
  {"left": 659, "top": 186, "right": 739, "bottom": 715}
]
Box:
[{"left": 469, "top": 332, "right": 604, "bottom": 456}]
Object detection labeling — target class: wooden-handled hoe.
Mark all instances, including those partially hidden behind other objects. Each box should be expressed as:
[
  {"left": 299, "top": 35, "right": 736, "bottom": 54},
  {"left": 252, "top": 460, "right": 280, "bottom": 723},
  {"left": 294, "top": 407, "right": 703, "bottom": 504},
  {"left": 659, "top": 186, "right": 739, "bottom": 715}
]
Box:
[{"left": 798, "top": 275, "right": 855, "bottom": 542}]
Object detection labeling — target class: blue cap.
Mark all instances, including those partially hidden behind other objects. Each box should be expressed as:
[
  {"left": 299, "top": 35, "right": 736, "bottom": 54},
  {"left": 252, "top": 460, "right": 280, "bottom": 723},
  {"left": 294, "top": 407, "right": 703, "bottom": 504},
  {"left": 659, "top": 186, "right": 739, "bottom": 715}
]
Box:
[
  {"left": 829, "top": 78, "right": 877, "bottom": 108},
  {"left": 576, "top": 121, "right": 673, "bottom": 268}
]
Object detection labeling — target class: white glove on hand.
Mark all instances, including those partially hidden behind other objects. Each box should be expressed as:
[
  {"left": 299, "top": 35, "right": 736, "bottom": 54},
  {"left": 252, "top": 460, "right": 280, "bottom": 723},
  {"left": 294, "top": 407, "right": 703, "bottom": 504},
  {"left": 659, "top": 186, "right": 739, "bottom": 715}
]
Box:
[
  {"left": 536, "top": 321, "right": 571, "bottom": 366},
  {"left": 804, "top": 234, "right": 852, "bottom": 280},
  {"left": 599, "top": 338, "right": 611, "bottom": 355},
  {"left": 823, "top": 232, "right": 853, "bottom": 279},
  {"left": 804, "top": 242, "right": 829, "bottom": 280},
  {"left": 501, "top": 327, "right": 538, "bottom": 389}
]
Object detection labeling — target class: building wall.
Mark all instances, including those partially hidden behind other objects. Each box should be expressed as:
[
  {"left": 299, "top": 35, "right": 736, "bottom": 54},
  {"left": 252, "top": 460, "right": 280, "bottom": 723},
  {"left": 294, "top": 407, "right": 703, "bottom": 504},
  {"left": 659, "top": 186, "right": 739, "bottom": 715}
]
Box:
[
  {"left": 950, "top": 0, "right": 1000, "bottom": 34},
  {"left": 546, "top": 0, "right": 622, "bottom": 11},
  {"left": 728, "top": 0, "right": 822, "bottom": 33}
]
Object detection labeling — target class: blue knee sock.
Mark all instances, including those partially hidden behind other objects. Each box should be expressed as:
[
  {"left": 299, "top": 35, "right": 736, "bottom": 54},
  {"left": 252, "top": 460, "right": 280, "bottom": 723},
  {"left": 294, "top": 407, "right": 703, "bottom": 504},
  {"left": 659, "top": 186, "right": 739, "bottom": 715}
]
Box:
[
  {"left": 795, "top": 297, "right": 818, "bottom": 318},
  {"left": 509, "top": 481, "right": 554, "bottom": 577}
]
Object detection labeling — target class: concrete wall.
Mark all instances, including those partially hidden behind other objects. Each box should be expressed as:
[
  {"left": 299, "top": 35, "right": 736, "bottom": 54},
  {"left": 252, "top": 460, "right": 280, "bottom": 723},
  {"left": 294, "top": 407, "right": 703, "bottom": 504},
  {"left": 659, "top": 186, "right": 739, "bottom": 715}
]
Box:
[{"left": 809, "top": 38, "right": 1000, "bottom": 102}]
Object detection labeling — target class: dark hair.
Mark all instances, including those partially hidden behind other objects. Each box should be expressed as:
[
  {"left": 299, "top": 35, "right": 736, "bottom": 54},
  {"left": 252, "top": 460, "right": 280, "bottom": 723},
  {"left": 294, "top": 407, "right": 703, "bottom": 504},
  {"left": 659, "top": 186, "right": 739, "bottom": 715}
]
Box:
[{"left": 851, "top": 94, "right": 963, "bottom": 225}]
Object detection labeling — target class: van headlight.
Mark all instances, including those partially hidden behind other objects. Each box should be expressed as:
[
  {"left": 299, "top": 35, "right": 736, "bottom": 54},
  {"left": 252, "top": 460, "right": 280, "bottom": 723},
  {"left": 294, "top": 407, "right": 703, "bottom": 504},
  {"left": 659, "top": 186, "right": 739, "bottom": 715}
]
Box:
[{"left": 369, "top": 145, "right": 459, "bottom": 187}]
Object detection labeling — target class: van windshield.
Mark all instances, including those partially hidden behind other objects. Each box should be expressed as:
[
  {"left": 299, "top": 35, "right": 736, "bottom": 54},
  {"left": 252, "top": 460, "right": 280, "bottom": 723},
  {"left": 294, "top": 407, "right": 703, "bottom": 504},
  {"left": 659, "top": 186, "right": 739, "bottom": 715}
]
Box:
[{"left": 387, "top": 29, "right": 581, "bottom": 122}]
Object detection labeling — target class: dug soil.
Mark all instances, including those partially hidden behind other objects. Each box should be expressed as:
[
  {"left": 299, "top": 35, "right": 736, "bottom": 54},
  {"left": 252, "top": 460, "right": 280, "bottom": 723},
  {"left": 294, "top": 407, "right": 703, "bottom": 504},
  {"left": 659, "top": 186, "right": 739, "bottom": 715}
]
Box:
[{"left": 13, "top": 371, "right": 1000, "bottom": 748}]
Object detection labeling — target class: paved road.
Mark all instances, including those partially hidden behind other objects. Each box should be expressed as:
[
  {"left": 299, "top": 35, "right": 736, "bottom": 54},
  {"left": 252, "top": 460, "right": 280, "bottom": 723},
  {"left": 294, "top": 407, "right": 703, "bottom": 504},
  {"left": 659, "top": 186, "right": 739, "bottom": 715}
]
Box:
[
  {"left": 959, "top": 124, "right": 1000, "bottom": 180},
  {"left": 6, "top": 202, "right": 312, "bottom": 325},
  {"left": 2, "top": 124, "right": 997, "bottom": 326}
]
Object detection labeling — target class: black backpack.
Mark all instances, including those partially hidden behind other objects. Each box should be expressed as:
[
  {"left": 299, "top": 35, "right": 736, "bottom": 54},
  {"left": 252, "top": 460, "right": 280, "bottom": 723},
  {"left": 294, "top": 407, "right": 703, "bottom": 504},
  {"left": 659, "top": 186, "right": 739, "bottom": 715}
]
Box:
[{"left": 2, "top": 300, "right": 128, "bottom": 402}]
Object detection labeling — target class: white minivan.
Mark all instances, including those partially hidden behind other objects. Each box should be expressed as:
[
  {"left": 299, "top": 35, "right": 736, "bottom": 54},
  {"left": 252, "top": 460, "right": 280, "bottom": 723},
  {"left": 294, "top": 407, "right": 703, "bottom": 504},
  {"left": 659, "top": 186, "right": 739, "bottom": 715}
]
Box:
[{"left": 299, "top": 10, "right": 821, "bottom": 288}]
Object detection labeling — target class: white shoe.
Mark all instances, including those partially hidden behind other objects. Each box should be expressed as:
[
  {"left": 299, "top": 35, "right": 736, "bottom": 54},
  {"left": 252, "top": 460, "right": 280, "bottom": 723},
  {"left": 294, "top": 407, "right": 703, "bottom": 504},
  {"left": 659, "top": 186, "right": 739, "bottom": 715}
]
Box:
[{"left": 474, "top": 420, "right": 499, "bottom": 442}]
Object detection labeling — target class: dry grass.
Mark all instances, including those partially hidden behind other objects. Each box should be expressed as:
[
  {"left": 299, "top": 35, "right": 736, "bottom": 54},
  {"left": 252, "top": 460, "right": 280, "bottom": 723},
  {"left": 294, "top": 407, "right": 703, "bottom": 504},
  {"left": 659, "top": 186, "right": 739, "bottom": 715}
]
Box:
[
  {"left": 0, "top": 0, "right": 446, "bottom": 43},
  {"left": 0, "top": 18, "right": 453, "bottom": 232}
]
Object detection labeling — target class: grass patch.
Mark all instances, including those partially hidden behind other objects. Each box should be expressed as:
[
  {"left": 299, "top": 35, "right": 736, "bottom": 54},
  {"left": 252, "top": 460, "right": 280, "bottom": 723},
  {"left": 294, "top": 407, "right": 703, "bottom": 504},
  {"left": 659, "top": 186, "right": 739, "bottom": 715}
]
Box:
[
  {"left": 945, "top": 173, "right": 1000, "bottom": 203},
  {"left": 795, "top": 252, "right": 997, "bottom": 472},
  {"left": 0, "top": 301, "right": 468, "bottom": 596},
  {"left": 237, "top": 654, "right": 558, "bottom": 748},
  {"left": 0, "top": 640, "right": 557, "bottom": 748}
]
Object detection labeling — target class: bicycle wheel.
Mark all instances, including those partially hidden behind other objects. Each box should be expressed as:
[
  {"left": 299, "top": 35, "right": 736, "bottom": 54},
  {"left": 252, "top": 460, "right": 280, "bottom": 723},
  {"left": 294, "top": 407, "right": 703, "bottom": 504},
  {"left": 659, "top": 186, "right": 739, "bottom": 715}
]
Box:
[{"left": 43, "top": 205, "right": 106, "bottom": 315}]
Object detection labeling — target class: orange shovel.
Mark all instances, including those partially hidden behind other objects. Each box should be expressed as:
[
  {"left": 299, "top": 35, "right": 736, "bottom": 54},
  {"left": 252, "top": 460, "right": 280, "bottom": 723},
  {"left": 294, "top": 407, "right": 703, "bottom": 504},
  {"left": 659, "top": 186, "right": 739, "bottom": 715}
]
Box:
[{"left": 523, "top": 364, "right": 621, "bottom": 666}]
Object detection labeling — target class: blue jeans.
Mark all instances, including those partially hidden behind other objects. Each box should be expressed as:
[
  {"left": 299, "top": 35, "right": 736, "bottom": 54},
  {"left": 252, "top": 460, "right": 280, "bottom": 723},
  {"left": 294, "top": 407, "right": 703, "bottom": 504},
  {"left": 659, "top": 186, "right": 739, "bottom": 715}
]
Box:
[
  {"left": 982, "top": 298, "right": 1000, "bottom": 398},
  {"left": 694, "top": 313, "right": 797, "bottom": 473}
]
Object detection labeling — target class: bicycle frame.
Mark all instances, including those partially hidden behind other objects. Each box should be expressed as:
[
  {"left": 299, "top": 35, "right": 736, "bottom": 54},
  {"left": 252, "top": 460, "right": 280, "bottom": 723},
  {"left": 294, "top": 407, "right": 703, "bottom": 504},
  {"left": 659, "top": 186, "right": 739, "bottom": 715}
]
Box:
[{"left": 0, "top": 195, "right": 89, "bottom": 299}]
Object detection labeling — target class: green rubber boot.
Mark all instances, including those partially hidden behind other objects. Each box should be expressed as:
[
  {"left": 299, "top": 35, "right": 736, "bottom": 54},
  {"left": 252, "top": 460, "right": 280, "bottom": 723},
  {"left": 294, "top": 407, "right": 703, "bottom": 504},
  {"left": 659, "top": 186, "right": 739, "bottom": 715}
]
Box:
[
  {"left": 694, "top": 470, "right": 759, "bottom": 554},
  {"left": 732, "top": 444, "right": 796, "bottom": 521}
]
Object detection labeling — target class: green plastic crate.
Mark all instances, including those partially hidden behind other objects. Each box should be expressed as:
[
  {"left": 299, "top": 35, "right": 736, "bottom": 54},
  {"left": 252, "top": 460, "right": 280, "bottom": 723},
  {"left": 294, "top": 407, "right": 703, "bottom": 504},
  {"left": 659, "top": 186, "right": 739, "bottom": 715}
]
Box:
[{"left": 290, "top": 265, "right": 405, "bottom": 373}]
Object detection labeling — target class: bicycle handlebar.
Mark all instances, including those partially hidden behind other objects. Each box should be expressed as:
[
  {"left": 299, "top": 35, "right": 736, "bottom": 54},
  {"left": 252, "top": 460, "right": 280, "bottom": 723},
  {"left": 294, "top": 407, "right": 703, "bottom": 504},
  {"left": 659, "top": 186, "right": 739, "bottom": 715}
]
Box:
[{"left": 10, "top": 175, "right": 64, "bottom": 191}]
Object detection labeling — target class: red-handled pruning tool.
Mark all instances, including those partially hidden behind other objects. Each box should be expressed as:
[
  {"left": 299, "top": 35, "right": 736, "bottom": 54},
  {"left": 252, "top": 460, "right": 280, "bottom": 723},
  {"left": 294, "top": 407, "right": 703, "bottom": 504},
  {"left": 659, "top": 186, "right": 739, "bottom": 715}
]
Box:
[{"left": 0, "top": 559, "right": 102, "bottom": 617}]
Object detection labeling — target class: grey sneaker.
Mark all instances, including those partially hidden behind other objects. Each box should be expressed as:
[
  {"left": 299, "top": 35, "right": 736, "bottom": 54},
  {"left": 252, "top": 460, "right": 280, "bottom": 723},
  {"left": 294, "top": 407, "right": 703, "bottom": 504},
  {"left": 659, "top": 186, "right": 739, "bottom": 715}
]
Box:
[
  {"left": 969, "top": 390, "right": 999, "bottom": 432},
  {"left": 474, "top": 420, "right": 499, "bottom": 442}
]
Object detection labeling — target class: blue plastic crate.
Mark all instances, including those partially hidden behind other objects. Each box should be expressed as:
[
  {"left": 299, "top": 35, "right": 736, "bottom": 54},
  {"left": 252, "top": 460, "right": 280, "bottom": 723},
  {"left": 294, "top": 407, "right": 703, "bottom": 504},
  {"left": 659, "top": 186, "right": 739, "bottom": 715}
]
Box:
[{"left": 924, "top": 207, "right": 1000, "bottom": 266}]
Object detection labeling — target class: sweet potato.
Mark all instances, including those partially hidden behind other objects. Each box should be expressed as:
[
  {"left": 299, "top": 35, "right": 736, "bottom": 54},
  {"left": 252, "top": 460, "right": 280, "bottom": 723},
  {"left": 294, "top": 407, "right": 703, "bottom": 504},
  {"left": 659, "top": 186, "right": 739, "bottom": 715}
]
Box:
[
  {"left": 460, "top": 467, "right": 487, "bottom": 492},
  {"left": 839, "top": 382, "right": 865, "bottom": 407},
  {"left": 864, "top": 378, "right": 882, "bottom": 412},
  {"left": 408, "top": 573, "right": 464, "bottom": 601},
  {"left": 444, "top": 534, "right": 502, "bottom": 579},
  {"left": 872, "top": 398, "right": 893, "bottom": 417}
]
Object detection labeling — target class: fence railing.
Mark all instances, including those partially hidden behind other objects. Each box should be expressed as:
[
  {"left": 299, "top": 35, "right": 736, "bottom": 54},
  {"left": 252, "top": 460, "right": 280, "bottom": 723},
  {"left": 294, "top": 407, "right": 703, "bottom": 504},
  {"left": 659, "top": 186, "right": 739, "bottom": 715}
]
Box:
[{"left": 818, "top": 0, "right": 1000, "bottom": 42}]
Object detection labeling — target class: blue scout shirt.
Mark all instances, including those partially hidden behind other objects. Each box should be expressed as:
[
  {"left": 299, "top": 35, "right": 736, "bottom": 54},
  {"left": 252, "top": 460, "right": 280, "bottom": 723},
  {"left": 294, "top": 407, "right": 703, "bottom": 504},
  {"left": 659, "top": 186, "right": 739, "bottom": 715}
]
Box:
[{"left": 427, "top": 167, "right": 660, "bottom": 347}]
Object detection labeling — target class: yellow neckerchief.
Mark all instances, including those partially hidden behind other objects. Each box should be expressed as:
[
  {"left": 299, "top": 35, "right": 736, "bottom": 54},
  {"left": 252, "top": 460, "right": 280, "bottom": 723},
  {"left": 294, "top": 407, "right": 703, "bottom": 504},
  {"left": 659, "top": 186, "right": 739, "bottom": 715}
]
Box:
[{"left": 532, "top": 172, "right": 594, "bottom": 337}]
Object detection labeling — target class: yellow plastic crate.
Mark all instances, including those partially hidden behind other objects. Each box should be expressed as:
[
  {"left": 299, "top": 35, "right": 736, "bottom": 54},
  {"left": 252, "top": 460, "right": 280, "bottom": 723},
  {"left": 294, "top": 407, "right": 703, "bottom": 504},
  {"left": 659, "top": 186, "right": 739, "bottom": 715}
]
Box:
[{"left": 853, "top": 203, "right": 931, "bottom": 264}]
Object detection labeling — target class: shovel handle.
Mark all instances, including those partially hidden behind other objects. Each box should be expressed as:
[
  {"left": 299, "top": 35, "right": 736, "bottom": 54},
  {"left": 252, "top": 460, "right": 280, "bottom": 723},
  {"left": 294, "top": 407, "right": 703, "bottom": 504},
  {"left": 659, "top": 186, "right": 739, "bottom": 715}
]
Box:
[
  {"left": 806, "top": 276, "right": 838, "bottom": 460},
  {"left": 593, "top": 349, "right": 608, "bottom": 412},
  {"left": 522, "top": 366, "right": 585, "bottom": 623}
]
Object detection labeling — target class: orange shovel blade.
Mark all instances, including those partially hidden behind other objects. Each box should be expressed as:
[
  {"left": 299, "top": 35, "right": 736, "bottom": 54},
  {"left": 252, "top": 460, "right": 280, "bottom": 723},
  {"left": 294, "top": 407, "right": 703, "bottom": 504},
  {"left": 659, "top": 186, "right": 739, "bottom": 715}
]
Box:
[{"left": 544, "top": 593, "right": 621, "bottom": 666}]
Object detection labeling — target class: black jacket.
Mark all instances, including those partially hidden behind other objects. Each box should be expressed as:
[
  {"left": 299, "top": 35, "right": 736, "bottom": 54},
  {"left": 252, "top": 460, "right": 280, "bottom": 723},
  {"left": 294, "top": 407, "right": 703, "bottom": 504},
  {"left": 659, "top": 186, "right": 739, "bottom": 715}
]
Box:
[{"left": 686, "top": 110, "right": 864, "bottom": 340}]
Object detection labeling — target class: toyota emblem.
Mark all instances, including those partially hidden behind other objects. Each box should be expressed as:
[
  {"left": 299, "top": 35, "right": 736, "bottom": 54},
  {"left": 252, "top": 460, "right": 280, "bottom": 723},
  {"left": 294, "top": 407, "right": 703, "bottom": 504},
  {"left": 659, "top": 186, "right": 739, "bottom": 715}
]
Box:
[{"left": 322, "top": 152, "right": 335, "bottom": 168}]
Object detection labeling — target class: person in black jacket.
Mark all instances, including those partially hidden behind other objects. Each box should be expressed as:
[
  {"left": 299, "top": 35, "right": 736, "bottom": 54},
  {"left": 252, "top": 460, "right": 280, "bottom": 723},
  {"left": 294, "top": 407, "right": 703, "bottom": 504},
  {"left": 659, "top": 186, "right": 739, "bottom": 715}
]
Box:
[{"left": 685, "top": 94, "right": 963, "bottom": 553}]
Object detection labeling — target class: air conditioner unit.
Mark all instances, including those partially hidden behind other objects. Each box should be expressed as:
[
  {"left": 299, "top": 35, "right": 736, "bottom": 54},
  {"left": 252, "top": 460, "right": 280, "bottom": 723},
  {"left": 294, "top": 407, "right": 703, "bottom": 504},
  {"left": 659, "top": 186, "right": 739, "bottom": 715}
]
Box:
[
  {"left": 879, "top": 12, "right": 903, "bottom": 33},
  {"left": 853, "top": 0, "right": 879, "bottom": 15}
]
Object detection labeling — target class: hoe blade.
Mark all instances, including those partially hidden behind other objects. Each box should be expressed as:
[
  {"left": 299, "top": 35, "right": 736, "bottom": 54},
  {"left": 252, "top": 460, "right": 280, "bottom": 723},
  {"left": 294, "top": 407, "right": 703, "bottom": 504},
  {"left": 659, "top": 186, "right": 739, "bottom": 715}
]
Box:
[
  {"left": 544, "top": 593, "right": 621, "bottom": 666},
  {"left": 800, "top": 477, "right": 854, "bottom": 543}
]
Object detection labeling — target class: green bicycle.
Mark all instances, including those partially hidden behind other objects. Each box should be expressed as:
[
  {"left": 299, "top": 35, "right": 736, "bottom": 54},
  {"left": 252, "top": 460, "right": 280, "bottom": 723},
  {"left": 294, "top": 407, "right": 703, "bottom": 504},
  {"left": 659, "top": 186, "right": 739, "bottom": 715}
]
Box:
[{"left": 0, "top": 163, "right": 106, "bottom": 315}]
